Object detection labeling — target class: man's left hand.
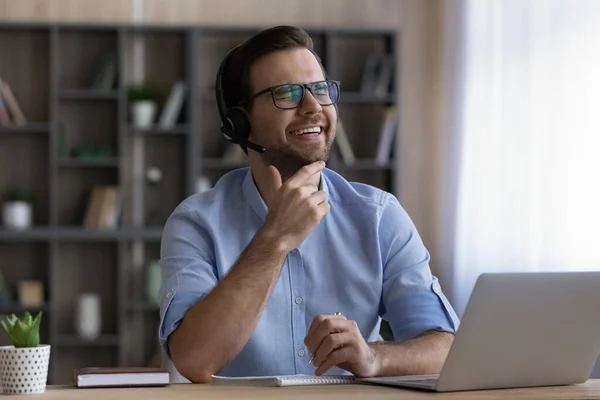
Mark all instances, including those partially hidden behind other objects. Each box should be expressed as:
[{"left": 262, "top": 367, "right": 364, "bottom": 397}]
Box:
[{"left": 304, "top": 314, "right": 380, "bottom": 377}]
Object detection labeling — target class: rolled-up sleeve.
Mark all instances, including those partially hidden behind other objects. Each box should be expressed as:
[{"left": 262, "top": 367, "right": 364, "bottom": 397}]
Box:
[
  {"left": 158, "top": 204, "right": 218, "bottom": 359},
  {"left": 379, "top": 194, "right": 460, "bottom": 342}
]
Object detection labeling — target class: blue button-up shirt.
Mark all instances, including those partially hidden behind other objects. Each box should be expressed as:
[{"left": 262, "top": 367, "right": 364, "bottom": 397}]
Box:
[{"left": 158, "top": 167, "right": 459, "bottom": 377}]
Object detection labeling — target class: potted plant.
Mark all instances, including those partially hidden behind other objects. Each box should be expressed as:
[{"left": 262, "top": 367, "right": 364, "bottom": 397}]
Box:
[
  {"left": 127, "top": 83, "right": 159, "bottom": 129},
  {"left": 0, "top": 312, "right": 50, "bottom": 394},
  {"left": 2, "top": 186, "right": 33, "bottom": 231}
]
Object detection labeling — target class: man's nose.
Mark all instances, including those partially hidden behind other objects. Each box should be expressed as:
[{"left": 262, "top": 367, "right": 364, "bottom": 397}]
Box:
[{"left": 299, "top": 88, "right": 323, "bottom": 114}]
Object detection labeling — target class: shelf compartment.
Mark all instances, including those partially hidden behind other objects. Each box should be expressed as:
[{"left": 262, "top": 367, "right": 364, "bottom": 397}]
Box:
[
  {"left": 55, "top": 243, "right": 119, "bottom": 337},
  {"left": 0, "top": 28, "right": 50, "bottom": 122}
]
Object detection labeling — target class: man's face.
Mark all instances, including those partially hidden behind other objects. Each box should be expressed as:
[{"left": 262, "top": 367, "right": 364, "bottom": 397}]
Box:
[{"left": 246, "top": 48, "right": 337, "bottom": 179}]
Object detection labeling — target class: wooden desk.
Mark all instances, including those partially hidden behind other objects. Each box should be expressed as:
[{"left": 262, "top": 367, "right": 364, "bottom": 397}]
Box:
[{"left": 7, "top": 380, "right": 600, "bottom": 399}]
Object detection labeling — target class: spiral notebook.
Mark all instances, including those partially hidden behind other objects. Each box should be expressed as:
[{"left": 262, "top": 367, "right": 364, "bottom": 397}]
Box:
[{"left": 211, "top": 374, "right": 356, "bottom": 387}]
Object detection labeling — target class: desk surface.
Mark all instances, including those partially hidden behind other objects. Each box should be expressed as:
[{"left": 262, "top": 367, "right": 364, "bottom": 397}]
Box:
[{"left": 8, "top": 380, "right": 600, "bottom": 399}]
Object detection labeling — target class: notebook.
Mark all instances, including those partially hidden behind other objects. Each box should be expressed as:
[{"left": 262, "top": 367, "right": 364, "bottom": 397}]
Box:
[
  {"left": 211, "top": 374, "right": 356, "bottom": 387},
  {"left": 74, "top": 367, "right": 170, "bottom": 388}
]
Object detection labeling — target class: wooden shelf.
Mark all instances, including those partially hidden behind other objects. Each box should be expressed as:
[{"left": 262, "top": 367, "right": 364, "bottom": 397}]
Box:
[
  {"left": 332, "top": 159, "right": 395, "bottom": 171},
  {"left": 339, "top": 92, "right": 395, "bottom": 104},
  {"left": 0, "top": 303, "right": 50, "bottom": 315},
  {"left": 0, "top": 228, "right": 163, "bottom": 241},
  {"left": 126, "top": 301, "right": 159, "bottom": 312},
  {"left": 58, "top": 158, "right": 120, "bottom": 168},
  {"left": 0, "top": 123, "right": 51, "bottom": 134},
  {"left": 201, "top": 158, "right": 248, "bottom": 169},
  {"left": 59, "top": 89, "right": 119, "bottom": 101},
  {"left": 56, "top": 335, "right": 120, "bottom": 347},
  {"left": 127, "top": 125, "right": 188, "bottom": 135}
]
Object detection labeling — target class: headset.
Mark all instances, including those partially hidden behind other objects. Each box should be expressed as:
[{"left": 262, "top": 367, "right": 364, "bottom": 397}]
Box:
[
  {"left": 215, "top": 43, "right": 338, "bottom": 155},
  {"left": 215, "top": 45, "right": 266, "bottom": 154}
]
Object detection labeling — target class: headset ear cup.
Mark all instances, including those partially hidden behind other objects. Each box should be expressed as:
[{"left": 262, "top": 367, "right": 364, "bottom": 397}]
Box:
[{"left": 226, "top": 108, "right": 251, "bottom": 141}]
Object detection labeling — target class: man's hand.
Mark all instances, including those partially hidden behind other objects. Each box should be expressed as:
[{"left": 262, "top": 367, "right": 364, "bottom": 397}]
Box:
[
  {"left": 262, "top": 161, "right": 329, "bottom": 253},
  {"left": 304, "top": 314, "right": 380, "bottom": 377}
]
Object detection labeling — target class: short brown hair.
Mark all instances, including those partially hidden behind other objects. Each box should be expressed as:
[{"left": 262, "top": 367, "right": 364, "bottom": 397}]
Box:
[{"left": 221, "top": 25, "right": 324, "bottom": 109}]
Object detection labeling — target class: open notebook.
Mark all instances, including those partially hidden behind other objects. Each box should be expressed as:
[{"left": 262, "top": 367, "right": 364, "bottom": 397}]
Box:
[{"left": 211, "top": 374, "right": 356, "bottom": 387}]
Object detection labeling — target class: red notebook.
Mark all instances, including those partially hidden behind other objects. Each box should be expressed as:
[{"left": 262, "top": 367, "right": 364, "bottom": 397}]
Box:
[{"left": 74, "top": 367, "right": 169, "bottom": 388}]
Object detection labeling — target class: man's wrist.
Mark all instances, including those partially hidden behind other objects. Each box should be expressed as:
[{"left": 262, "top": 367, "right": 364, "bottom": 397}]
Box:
[
  {"left": 256, "top": 225, "right": 291, "bottom": 256},
  {"left": 367, "top": 341, "right": 398, "bottom": 377}
]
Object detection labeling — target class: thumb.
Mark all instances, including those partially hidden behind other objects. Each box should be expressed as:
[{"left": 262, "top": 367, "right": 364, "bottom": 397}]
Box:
[{"left": 266, "top": 165, "right": 282, "bottom": 191}]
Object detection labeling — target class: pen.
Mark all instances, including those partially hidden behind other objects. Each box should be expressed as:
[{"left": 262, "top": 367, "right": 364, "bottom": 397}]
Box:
[{"left": 309, "top": 312, "right": 342, "bottom": 365}]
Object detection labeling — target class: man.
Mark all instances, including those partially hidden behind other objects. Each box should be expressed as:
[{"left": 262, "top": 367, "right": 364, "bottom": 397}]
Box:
[{"left": 158, "top": 25, "right": 459, "bottom": 384}]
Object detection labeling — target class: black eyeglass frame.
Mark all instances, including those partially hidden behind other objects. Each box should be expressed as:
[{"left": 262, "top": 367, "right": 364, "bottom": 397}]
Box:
[{"left": 238, "top": 80, "right": 341, "bottom": 110}]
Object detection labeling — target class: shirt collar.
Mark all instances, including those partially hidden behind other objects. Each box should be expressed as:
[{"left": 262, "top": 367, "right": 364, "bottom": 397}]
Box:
[{"left": 242, "top": 167, "right": 330, "bottom": 222}]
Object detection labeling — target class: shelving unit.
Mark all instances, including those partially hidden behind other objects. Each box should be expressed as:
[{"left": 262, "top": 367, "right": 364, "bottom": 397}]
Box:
[{"left": 0, "top": 22, "right": 398, "bottom": 384}]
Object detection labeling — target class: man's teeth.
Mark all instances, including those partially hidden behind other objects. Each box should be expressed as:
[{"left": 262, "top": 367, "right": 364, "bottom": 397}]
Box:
[{"left": 290, "top": 127, "right": 321, "bottom": 135}]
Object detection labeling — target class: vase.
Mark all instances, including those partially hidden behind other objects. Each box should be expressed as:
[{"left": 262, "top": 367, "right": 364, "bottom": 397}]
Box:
[
  {"left": 75, "top": 294, "right": 101, "bottom": 341},
  {"left": 146, "top": 261, "right": 162, "bottom": 306},
  {"left": 0, "top": 345, "right": 51, "bottom": 394},
  {"left": 2, "top": 202, "right": 32, "bottom": 231},
  {"left": 131, "top": 101, "right": 156, "bottom": 129}
]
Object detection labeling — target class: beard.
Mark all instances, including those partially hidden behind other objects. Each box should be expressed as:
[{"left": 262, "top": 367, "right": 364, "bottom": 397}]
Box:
[{"left": 261, "top": 137, "right": 333, "bottom": 181}]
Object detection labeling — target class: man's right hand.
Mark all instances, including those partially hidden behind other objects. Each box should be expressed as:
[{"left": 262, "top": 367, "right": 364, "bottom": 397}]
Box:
[{"left": 261, "top": 161, "right": 330, "bottom": 253}]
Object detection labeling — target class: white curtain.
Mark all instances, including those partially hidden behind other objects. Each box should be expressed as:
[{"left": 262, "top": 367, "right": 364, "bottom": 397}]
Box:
[{"left": 451, "top": 0, "right": 600, "bottom": 316}]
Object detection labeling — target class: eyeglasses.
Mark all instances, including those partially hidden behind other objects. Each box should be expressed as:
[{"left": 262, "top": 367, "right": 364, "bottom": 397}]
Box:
[{"left": 239, "top": 80, "right": 341, "bottom": 110}]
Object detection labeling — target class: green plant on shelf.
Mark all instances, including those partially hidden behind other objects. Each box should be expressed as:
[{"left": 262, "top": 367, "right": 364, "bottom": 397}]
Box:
[
  {"left": 126, "top": 83, "right": 159, "bottom": 103},
  {"left": 1, "top": 311, "right": 42, "bottom": 348},
  {"left": 5, "top": 186, "right": 33, "bottom": 203}
]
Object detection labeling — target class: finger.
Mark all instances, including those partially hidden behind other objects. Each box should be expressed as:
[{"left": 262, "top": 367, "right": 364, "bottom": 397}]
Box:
[
  {"left": 305, "top": 314, "right": 346, "bottom": 349},
  {"left": 315, "top": 346, "right": 354, "bottom": 376},
  {"left": 312, "top": 331, "right": 353, "bottom": 367},
  {"left": 308, "top": 190, "right": 327, "bottom": 206},
  {"left": 286, "top": 161, "right": 325, "bottom": 188},
  {"left": 266, "top": 165, "right": 282, "bottom": 192},
  {"left": 296, "top": 184, "right": 319, "bottom": 200},
  {"left": 317, "top": 201, "right": 330, "bottom": 218},
  {"left": 305, "top": 315, "right": 348, "bottom": 354}
]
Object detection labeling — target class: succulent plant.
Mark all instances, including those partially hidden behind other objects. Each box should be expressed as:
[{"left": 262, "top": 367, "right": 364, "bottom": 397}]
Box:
[{"left": 1, "top": 311, "right": 42, "bottom": 348}]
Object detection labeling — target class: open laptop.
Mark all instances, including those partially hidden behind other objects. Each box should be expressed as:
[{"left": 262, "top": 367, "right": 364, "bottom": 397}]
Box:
[{"left": 360, "top": 271, "right": 600, "bottom": 392}]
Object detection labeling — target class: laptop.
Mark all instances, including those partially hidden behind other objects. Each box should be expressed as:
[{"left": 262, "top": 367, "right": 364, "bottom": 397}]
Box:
[{"left": 360, "top": 271, "right": 600, "bottom": 392}]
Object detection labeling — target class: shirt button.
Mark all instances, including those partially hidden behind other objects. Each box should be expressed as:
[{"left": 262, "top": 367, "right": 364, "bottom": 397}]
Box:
[
  {"left": 166, "top": 291, "right": 173, "bottom": 299},
  {"left": 298, "top": 349, "right": 305, "bottom": 357},
  {"left": 295, "top": 297, "right": 303, "bottom": 304}
]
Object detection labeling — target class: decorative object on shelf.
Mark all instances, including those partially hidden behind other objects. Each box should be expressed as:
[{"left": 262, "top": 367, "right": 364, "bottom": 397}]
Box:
[
  {"left": 145, "top": 260, "right": 161, "bottom": 306},
  {"left": 17, "top": 281, "right": 44, "bottom": 308},
  {"left": 75, "top": 293, "right": 101, "bottom": 341},
  {"left": 0, "top": 77, "right": 27, "bottom": 126},
  {"left": 83, "top": 186, "right": 120, "bottom": 229},
  {"left": 0, "top": 311, "right": 51, "bottom": 394},
  {"left": 69, "top": 144, "right": 114, "bottom": 161},
  {"left": 2, "top": 186, "right": 33, "bottom": 231},
  {"left": 145, "top": 167, "right": 163, "bottom": 227},
  {"left": 127, "top": 83, "right": 159, "bottom": 129},
  {"left": 158, "top": 81, "right": 186, "bottom": 128}
]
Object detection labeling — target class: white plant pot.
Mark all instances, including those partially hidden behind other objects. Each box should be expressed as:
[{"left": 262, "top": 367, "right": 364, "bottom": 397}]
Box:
[
  {"left": 0, "top": 345, "right": 51, "bottom": 395},
  {"left": 75, "top": 294, "right": 101, "bottom": 341},
  {"left": 131, "top": 101, "right": 157, "bottom": 129},
  {"left": 2, "top": 201, "right": 32, "bottom": 231}
]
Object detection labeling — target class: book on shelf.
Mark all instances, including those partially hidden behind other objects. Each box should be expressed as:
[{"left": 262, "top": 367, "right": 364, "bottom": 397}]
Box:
[
  {"left": 90, "top": 52, "right": 117, "bottom": 91},
  {"left": 0, "top": 77, "right": 27, "bottom": 126},
  {"left": 360, "top": 53, "right": 395, "bottom": 98},
  {"left": 83, "top": 186, "right": 121, "bottom": 229},
  {"left": 375, "top": 106, "right": 398, "bottom": 165},
  {"left": 334, "top": 119, "right": 355, "bottom": 165},
  {"left": 74, "top": 367, "right": 169, "bottom": 388},
  {"left": 158, "top": 81, "right": 186, "bottom": 128}
]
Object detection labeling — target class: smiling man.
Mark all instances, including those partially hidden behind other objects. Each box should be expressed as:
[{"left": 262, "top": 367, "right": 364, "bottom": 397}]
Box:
[{"left": 158, "top": 25, "right": 459, "bottom": 383}]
